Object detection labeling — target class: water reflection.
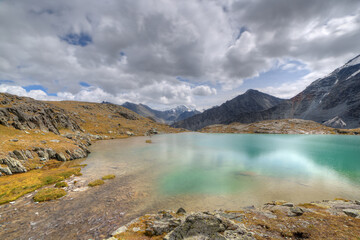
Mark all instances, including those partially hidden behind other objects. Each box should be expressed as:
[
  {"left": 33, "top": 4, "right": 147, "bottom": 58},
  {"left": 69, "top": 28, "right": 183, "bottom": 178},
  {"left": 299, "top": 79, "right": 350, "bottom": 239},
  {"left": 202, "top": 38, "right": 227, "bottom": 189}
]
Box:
[{"left": 83, "top": 133, "right": 360, "bottom": 211}]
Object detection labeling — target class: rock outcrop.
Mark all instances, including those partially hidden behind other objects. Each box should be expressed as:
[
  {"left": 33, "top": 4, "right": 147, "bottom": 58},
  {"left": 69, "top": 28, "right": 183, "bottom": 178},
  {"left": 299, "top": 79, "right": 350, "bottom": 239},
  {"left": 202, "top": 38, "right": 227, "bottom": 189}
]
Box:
[
  {"left": 0, "top": 93, "right": 81, "bottom": 134},
  {"left": 108, "top": 199, "right": 360, "bottom": 240}
]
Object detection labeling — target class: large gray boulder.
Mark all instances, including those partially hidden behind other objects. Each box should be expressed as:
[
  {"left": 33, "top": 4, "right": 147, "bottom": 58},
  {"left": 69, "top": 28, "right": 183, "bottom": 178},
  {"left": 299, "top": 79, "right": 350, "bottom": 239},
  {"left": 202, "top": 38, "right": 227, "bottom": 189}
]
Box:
[
  {"left": 164, "top": 213, "right": 254, "bottom": 240},
  {"left": 0, "top": 157, "right": 27, "bottom": 173}
]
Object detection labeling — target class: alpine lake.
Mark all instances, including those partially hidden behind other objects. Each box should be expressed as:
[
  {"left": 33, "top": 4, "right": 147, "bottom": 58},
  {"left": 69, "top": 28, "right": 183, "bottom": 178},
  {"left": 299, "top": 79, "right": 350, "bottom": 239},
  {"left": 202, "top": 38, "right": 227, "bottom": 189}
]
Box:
[{"left": 83, "top": 132, "right": 360, "bottom": 211}]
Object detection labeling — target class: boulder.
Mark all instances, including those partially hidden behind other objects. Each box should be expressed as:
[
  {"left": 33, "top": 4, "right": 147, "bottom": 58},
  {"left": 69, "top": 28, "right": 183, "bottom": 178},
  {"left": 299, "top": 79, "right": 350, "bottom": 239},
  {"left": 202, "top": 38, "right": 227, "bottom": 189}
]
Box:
[
  {"left": 176, "top": 207, "right": 186, "bottom": 215},
  {"left": 164, "top": 213, "right": 227, "bottom": 240},
  {"left": 1, "top": 157, "right": 27, "bottom": 173},
  {"left": 13, "top": 150, "right": 27, "bottom": 160},
  {"left": 0, "top": 166, "right": 12, "bottom": 175},
  {"left": 289, "top": 207, "right": 304, "bottom": 216},
  {"left": 56, "top": 153, "right": 67, "bottom": 162},
  {"left": 343, "top": 209, "right": 360, "bottom": 218},
  {"left": 46, "top": 148, "right": 57, "bottom": 159}
]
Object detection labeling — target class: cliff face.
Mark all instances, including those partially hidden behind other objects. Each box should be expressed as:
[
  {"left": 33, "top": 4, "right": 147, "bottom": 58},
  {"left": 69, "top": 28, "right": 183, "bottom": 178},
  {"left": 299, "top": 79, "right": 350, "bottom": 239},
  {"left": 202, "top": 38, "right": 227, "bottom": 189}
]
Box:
[
  {"left": 172, "top": 90, "right": 283, "bottom": 130},
  {"left": 0, "top": 93, "right": 81, "bottom": 134}
]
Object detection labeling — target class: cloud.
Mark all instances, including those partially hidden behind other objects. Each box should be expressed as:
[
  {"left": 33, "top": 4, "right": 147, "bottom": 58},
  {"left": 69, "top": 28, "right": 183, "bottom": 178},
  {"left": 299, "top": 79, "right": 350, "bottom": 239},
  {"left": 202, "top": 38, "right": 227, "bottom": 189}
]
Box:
[
  {"left": 192, "top": 86, "right": 217, "bottom": 96},
  {"left": 0, "top": 0, "right": 359, "bottom": 109}
]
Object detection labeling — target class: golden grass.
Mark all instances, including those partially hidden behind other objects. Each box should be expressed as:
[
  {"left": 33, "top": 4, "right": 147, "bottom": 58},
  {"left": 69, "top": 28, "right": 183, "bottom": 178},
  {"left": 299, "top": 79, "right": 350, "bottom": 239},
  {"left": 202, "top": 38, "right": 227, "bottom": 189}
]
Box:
[
  {"left": 88, "top": 179, "right": 105, "bottom": 187},
  {"left": 33, "top": 188, "right": 66, "bottom": 202},
  {"left": 0, "top": 165, "right": 80, "bottom": 204},
  {"left": 102, "top": 174, "right": 115, "bottom": 180},
  {"left": 54, "top": 181, "right": 68, "bottom": 188}
]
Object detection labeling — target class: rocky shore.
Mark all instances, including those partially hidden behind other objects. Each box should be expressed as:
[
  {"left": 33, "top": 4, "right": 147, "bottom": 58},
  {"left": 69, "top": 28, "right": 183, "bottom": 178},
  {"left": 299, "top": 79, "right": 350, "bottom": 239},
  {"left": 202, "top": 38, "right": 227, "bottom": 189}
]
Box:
[{"left": 107, "top": 199, "right": 360, "bottom": 240}]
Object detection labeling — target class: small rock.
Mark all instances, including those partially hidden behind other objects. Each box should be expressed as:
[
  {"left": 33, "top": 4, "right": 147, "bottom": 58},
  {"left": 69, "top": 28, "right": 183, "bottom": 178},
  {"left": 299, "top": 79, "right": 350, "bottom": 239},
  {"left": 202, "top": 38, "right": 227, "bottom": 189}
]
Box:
[
  {"left": 176, "top": 207, "right": 186, "bottom": 214},
  {"left": 111, "top": 226, "right": 127, "bottom": 236},
  {"left": 343, "top": 209, "right": 360, "bottom": 218},
  {"left": 290, "top": 207, "right": 304, "bottom": 216},
  {"left": 56, "top": 153, "right": 67, "bottom": 162},
  {"left": 10, "top": 139, "right": 18, "bottom": 142},
  {"left": 355, "top": 200, "right": 360, "bottom": 205},
  {"left": 282, "top": 202, "right": 294, "bottom": 207},
  {"left": 40, "top": 140, "right": 47, "bottom": 144},
  {"left": 50, "top": 139, "right": 60, "bottom": 143},
  {"left": 132, "top": 227, "right": 140, "bottom": 232}
]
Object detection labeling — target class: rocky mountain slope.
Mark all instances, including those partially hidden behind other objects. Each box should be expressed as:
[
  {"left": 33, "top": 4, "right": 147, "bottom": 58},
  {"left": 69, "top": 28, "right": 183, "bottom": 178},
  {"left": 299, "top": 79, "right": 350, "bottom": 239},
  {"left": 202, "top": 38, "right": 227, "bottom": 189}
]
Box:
[
  {"left": 122, "top": 102, "right": 200, "bottom": 124},
  {"left": 172, "top": 90, "right": 283, "bottom": 130},
  {"left": 0, "top": 93, "right": 182, "bottom": 176},
  {"left": 173, "top": 55, "right": 360, "bottom": 130}
]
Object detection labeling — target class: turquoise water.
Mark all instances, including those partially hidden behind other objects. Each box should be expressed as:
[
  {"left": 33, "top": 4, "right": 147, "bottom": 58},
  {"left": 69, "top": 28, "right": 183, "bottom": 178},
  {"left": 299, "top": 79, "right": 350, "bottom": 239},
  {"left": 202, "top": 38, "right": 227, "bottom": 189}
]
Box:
[{"left": 84, "top": 133, "right": 360, "bottom": 211}]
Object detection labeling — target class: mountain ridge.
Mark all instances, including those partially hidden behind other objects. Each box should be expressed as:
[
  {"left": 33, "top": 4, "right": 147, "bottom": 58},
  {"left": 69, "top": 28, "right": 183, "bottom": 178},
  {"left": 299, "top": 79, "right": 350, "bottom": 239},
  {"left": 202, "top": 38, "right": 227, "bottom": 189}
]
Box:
[
  {"left": 171, "top": 89, "right": 284, "bottom": 130},
  {"left": 173, "top": 55, "right": 360, "bottom": 130},
  {"left": 122, "top": 102, "right": 200, "bottom": 124}
]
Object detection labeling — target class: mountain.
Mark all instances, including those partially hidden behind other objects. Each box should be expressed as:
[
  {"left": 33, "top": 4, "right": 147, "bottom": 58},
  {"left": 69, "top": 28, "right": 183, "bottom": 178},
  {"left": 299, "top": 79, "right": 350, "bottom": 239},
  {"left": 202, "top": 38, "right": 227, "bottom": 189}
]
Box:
[
  {"left": 174, "top": 54, "right": 360, "bottom": 130},
  {"left": 122, "top": 102, "right": 200, "bottom": 124},
  {"left": 171, "top": 89, "right": 284, "bottom": 130},
  {"left": 235, "top": 54, "right": 360, "bottom": 128}
]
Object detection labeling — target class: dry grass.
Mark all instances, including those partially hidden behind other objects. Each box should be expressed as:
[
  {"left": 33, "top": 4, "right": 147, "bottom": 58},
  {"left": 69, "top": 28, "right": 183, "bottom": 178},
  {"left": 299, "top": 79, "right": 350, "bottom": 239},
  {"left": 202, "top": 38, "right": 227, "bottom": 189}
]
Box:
[
  {"left": 33, "top": 188, "right": 66, "bottom": 202},
  {"left": 0, "top": 165, "right": 81, "bottom": 204},
  {"left": 102, "top": 174, "right": 115, "bottom": 180},
  {"left": 88, "top": 179, "right": 105, "bottom": 187},
  {"left": 145, "top": 139, "right": 152, "bottom": 143}
]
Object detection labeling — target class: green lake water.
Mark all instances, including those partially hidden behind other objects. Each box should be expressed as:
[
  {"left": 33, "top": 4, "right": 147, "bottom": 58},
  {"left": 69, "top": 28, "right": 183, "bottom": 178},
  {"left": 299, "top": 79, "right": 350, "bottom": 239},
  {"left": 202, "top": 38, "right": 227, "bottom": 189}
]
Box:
[{"left": 83, "top": 133, "right": 360, "bottom": 211}]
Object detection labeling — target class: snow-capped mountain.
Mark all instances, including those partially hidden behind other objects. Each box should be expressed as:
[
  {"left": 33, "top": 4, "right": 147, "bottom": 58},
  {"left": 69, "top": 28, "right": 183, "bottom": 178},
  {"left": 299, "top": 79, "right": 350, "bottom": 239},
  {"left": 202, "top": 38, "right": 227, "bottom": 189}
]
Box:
[{"left": 121, "top": 102, "right": 200, "bottom": 124}]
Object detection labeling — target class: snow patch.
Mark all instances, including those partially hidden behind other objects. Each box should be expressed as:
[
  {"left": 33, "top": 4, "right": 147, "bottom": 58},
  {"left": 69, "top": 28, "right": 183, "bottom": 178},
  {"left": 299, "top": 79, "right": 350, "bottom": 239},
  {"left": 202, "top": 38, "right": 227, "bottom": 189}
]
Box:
[
  {"left": 324, "top": 116, "right": 347, "bottom": 128},
  {"left": 346, "top": 69, "right": 360, "bottom": 80}
]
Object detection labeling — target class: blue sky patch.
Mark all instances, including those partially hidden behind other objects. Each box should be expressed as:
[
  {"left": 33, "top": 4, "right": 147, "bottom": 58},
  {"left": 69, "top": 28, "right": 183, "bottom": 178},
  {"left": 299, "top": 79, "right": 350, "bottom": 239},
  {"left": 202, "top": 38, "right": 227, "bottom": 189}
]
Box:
[
  {"left": 239, "top": 61, "right": 309, "bottom": 91},
  {"left": 61, "top": 32, "right": 92, "bottom": 47},
  {"left": 23, "top": 84, "right": 57, "bottom": 96},
  {"left": 0, "top": 79, "right": 14, "bottom": 84},
  {"left": 79, "top": 81, "right": 91, "bottom": 87}
]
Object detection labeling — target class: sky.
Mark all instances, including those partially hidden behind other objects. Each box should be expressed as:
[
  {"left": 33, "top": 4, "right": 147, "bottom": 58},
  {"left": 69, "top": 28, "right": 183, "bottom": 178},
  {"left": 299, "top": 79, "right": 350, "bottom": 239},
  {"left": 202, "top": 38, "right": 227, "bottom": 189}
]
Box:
[{"left": 0, "top": 0, "right": 360, "bottom": 110}]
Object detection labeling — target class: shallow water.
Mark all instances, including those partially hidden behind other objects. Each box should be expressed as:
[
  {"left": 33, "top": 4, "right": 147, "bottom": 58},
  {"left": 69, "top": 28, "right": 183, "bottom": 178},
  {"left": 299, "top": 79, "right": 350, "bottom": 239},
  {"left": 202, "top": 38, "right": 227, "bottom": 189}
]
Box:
[{"left": 83, "top": 133, "right": 360, "bottom": 211}]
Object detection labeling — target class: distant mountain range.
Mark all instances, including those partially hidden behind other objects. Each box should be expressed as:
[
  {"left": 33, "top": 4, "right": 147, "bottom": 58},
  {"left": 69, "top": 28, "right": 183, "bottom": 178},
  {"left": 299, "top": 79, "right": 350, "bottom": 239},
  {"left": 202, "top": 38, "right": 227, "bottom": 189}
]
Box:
[
  {"left": 121, "top": 102, "right": 200, "bottom": 124},
  {"left": 171, "top": 90, "right": 283, "bottom": 130},
  {"left": 173, "top": 55, "right": 360, "bottom": 130}
]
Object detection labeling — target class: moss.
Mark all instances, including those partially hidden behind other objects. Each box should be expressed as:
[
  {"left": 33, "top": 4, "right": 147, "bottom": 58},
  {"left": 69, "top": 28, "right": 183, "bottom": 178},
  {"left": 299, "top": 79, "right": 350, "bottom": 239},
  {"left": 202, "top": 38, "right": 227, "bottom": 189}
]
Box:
[
  {"left": 33, "top": 188, "right": 66, "bottom": 202},
  {"left": 102, "top": 174, "right": 115, "bottom": 180},
  {"left": 54, "top": 181, "right": 68, "bottom": 188},
  {"left": 88, "top": 179, "right": 105, "bottom": 187}
]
